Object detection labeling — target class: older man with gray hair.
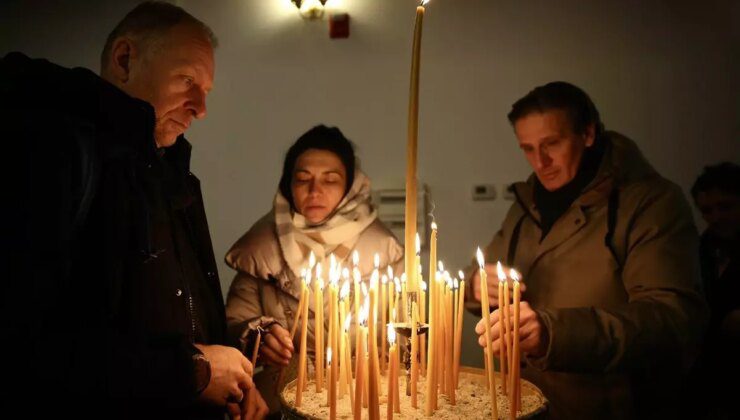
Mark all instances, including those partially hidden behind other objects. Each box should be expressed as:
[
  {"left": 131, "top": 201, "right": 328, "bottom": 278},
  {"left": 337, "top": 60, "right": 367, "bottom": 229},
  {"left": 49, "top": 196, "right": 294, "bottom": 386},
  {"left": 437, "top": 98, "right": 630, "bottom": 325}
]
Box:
[{"left": 1, "top": 2, "right": 266, "bottom": 418}]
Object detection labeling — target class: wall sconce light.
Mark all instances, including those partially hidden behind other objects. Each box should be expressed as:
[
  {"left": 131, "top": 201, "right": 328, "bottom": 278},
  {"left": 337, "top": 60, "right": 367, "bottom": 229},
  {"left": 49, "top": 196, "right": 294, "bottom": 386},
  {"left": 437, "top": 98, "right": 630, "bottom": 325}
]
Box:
[{"left": 291, "top": 0, "right": 328, "bottom": 19}]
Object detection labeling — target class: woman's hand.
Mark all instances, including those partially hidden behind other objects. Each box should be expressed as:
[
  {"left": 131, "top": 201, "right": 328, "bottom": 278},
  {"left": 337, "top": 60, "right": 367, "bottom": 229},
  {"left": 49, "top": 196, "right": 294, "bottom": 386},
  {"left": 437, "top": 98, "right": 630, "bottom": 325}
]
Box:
[{"left": 260, "top": 324, "right": 294, "bottom": 367}]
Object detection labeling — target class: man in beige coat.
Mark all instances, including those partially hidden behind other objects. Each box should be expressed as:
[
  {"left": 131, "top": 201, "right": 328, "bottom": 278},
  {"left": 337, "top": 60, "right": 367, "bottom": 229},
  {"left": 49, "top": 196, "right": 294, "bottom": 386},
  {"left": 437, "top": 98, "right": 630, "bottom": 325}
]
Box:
[{"left": 470, "top": 82, "right": 707, "bottom": 419}]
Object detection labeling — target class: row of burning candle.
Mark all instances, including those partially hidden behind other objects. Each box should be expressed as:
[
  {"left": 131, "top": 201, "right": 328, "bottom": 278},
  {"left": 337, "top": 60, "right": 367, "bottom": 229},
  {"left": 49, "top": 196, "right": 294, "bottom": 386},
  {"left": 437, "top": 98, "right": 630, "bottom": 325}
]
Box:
[
  {"left": 287, "top": 244, "right": 469, "bottom": 419},
  {"left": 477, "top": 249, "right": 523, "bottom": 419}
]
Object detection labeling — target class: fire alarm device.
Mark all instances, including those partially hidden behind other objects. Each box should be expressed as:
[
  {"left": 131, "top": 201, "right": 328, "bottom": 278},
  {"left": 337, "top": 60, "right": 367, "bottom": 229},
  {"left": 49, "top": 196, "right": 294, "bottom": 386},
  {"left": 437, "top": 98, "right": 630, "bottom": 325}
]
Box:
[{"left": 329, "top": 13, "right": 350, "bottom": 39}]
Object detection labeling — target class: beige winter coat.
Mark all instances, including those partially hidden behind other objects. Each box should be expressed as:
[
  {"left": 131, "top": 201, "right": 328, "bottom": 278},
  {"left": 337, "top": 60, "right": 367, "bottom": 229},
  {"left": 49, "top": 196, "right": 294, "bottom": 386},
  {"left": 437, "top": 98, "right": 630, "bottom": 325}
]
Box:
[
  {"left": 225, "top": 213, "right": 403, "bottom": 412},
  {"left": 468, "top": 132, "right": 707, "bottom": 419}
]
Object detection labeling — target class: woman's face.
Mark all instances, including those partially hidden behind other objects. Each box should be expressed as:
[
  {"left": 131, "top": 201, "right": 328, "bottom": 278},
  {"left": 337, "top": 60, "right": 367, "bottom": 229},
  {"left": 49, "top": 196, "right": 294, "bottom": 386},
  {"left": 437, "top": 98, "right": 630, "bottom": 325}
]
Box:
[{"left": 291, "top": 149, "right": 348, "bottom": 224}]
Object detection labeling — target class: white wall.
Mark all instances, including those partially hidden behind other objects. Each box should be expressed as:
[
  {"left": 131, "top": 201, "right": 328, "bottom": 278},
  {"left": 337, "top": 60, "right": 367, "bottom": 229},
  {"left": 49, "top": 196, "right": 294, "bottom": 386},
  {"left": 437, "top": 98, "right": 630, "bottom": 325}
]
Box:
[{"left": 3, "top": 0, "right": 738, "bottom": 367}]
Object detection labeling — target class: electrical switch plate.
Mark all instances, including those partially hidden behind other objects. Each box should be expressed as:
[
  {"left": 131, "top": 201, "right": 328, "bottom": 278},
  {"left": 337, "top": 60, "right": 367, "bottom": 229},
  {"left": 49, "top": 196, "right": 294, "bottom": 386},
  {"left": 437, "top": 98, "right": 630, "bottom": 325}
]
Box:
[{"left": 472, "top": 184, "right": 496, "bottom": 201}]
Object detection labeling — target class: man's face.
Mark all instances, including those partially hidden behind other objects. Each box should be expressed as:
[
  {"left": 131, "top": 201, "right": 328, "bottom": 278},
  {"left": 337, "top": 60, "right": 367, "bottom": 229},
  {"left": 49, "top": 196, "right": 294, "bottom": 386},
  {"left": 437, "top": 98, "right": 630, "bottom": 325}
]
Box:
[
  {"left": 123, "top": 23, "right": 214, "bottom": 147},
  {"left": 513, "top": 109, "right": 594, "bottom": 191},
  {"left": 695, "top": 188, "right": 740, "bottom": 239}
]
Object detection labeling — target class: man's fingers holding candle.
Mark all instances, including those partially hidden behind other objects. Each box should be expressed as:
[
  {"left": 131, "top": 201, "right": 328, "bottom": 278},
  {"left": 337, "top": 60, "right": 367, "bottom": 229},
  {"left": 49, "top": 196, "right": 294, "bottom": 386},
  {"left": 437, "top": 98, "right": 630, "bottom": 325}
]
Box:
[
  {"left": 261, "top": 335, "right": 292, "bottom": 366},
  {"left": 476, "top": 302, "right": 543, "bottom": 356}
]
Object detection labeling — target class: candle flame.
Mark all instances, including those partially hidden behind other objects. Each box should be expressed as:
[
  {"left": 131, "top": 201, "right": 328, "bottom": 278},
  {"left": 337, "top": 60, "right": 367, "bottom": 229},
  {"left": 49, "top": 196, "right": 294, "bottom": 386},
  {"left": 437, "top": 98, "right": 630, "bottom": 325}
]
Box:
[
  {"left": 352, "top": 250, "right": 359, "bottom": 266},
  {"left": 327, "top": 347, "right": 332, "bottom": 365},
  {"left": 496, "top": 261, "right": 506, "bottom": 282},
  {"left": 361, "top": 282, "right": 368, "bottom": 297},
  {"left": 509, "top": 268, "right": 521, "bottom": 282},
  {"left": 342, "top": 267, "right": 350, "bottom": 280},
  {"left": 360, "top": 298, "right": 369, "bottom": 326},
  {"left": 352, "top": 267, "right": 361, "bottom": 283},
  {"left": 453, "top": 278, "right": 459, "bottom": 290},
  {"left": 476, "top": 247, "right": 485, "bottom": 268},
  {"left": 421, "top": 280, "right": 427, "bottom": 291},
  {"left": 304, "top": 269, "right": 312, "bottom": 286},
  {"left": 415, "top": 233, "right": 421, "bottom": 254},
  {"left": 300, "top": 268, "right": 306, "bottom": 279},
  {"left": 309, "top": 251, "right": 316, "bottom": 268},
  {"left": 330, "top": 253, "right": 337, "bottom": 270},
  {"left": 316, "top": 262, "right": 322, "bottom": 280},
  {"left": 318, "top": 277, "right": 324, "bottom": 290},
  {"left": 421, "top": 0, "right": 430, "bottom": 6},
  {"left": 438, "top": 261, "right": 445, "bottom": 272},
  {"left": 458, "top": 270, "right": 465, "bottom": 281},
  {"left": 388, "top": 324, "right": 396, "bottom": 345},
  {"left": 394, "top": 277, "right": 401, "bottom": 293},
  {"left": 374, "top": 253, "right": 380, "bottom": 269},
  {"left": 387, "top": 266, "right": 394, "bottom": 280},
  {"left": 381, "top": 274, "right": 388, "bottom": 285},
  {"left": 340, "top": 280, "right": 350, "bottom": 300},
  {"left": 431, "top": 221, "right": 437, "bottom": 230},
  {"left": 371, "top": 271, "right": 379, "bottom": 289},
  {"left": 401, "top": 273, "right": 407, "bottom": 283},
  {"left": 344, "top": 314, "right": 352, "bottom": 332}
]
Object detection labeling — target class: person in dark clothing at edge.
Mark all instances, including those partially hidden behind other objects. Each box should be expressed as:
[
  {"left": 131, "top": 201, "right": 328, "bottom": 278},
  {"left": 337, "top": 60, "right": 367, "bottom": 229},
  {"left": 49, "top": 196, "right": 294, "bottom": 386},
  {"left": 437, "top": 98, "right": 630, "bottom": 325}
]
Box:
[
  {"left": 0, "top": 2, "right": 267, "bottom": 418},
  {"left": 683, "top": 162, "right": 740, "bottom": 419},
  {"left": 466, "top": 82, "right": 707, "bottom": 419}
]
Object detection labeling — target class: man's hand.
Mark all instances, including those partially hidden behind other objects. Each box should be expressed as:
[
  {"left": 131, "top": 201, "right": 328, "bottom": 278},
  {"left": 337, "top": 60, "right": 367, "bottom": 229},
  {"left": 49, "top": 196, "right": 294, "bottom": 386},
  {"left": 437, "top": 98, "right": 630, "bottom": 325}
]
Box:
[
  {"left": 227, "top": 387, "right": 269, "bottom": 420},
  {"left": 195, "top": 344, "right": 254, "bottom": 406},
  {"left": 474, "top": 301, "right": 547, "bottom": 358},
  {"left": 471, "top": 263, "right": 526, "bottom": 303},
  {"left": 260, "top": 324, "right": 294, "bottom": 367}
]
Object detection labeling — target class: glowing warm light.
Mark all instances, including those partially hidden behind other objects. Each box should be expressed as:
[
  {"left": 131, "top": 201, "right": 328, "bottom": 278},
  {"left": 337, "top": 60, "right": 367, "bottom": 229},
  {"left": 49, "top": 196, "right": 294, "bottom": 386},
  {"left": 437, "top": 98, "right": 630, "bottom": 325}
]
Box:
[
  {"left": 401, "top": 273, "right": 407, "bottom": 283},
  {"left": 438, "top": 261, "right": 445, "bottom": 272},
  {"left": 340, "top": 280, "right": 350, "bottom": 300},
  {"left": 352, "top": 250, "right": 360, "bottom": 267},
  {"left": 327, "top": 347, "right": 332, "bottom": 365},
  {"left": 316, "top": 262, "right": 322, "bottom": 280},
  {"left": 304, "top": 269, "right": 312, "bottom": 286},
  {"left": 374, "top": 253, "right": 380, "bottom": 269},
  {"left": 453, "top": 278, "right": 459, "bottom": 290},
  {"left": 509, "top": 269, "right": 521, "bottom": 282},
  {"left": 415, "top": 233, "right": 421, "bottom": 254},
  {"left": 496, "top": 261, "right": 506, "bottom": 282},
  {"left": 361, "top": 283, "right": 368, "bottom": 297},
  {"left": 309, "top": 251, "right": 316, "bottom": 268},
  {"left": 421, "top": 0, "right": 430, "bottom": 6},
  {"left": 431, "top": 221, "right": 437, "bottom": 230},
  {"left": 476, "top": 247, "right": 485, "bottom": 268},
  {"left": 371, "top": 271, "right": 379, "bottom": 289},
  {"left": 387, "top": 266, "right": 394, "bottom": 280},
  {"left": 421, "top": 280, "right": 427, "bottom": 291},
  {"left": 344, "top": 314, "right": 352, "bottom": 332},
  {"left": 382, "top": 274, "right": 388, "bottom": 285},
  {"left": 388, "top": 324, "right": 397, "bottom": 345},
  {"left": 342, "top": 267, "right": 350, "bottom": 280},
  {"left": 458, "top": 270, "right": 465, "bottom": 280},
  {"left": 394, "top": 278, "right": 402, "bottom": 293}
]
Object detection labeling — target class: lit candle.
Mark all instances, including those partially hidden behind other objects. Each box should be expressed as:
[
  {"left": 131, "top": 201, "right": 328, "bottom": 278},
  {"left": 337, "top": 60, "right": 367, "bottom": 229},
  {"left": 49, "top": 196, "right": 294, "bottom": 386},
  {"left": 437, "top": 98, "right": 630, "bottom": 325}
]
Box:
[
  {"left": 411, "top": 301, "right": 419, "bottom": 408},
  {"left": 251, "top": 329, "right": 261, "bottom": 368},
  {"left": 497, "top": 262, "right": 508, "bottom": 396},
  {"left": 425, "top": 223, "right": 438, "bottom": 416},
  {"left": 295, "top": 273, "right": 311, "bottom": 407},
  {"left": 315, "top": 263, "right": 324, "bottom": 392},
  {"left": 328, "top": 348, "right": 336, "bottom": 420},
  {"left": 477, "top": 248, "right": 499, "bottom": 420},
  {"left": 401, "top": 273, "right": 408, "bottom": 322},
  {"left": 339, "top": 279, "right": 350, "bottom": 397},
  {"left": 368, "top": 273, "right": 380, "bottom": 420},
  {"left": 404, "top": 0, "right": 430, "bottom": 295},
  {"left": 381, "top": 274, "right": 388, "bottom": 373},
  {"left": 445, "top": 273, "right": 455, "bottom": 404},
  {"left": 354, "top": 304, "right": 367, "bottom": 419},
  {"left": 343, "top": 314, "right": 355, "bottom": 413},
  {"left": 387, "top": 324, "right": 397, "bottom": 420},
  {"left": 454, "top": 271, "right": 465, "bottom": 389},
  {"left": 328, "top": 256, "right": 338, "bottom": 388},
  {"left": 420, "top": 279, "right": 427, "bottom": 377},
  {"left": 500, "top": 263, "right": 512, "bottom": 385},
  {"left": 510, "top": 269, "right": 522, "bottom": 416}
]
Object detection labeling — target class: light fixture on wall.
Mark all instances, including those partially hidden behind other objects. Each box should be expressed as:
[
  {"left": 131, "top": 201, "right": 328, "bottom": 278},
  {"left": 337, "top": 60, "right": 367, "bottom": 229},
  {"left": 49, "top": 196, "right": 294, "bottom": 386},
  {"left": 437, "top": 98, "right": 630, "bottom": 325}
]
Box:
[{"left": 291, "top": 0, "right": 328, "bottom": 19}]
